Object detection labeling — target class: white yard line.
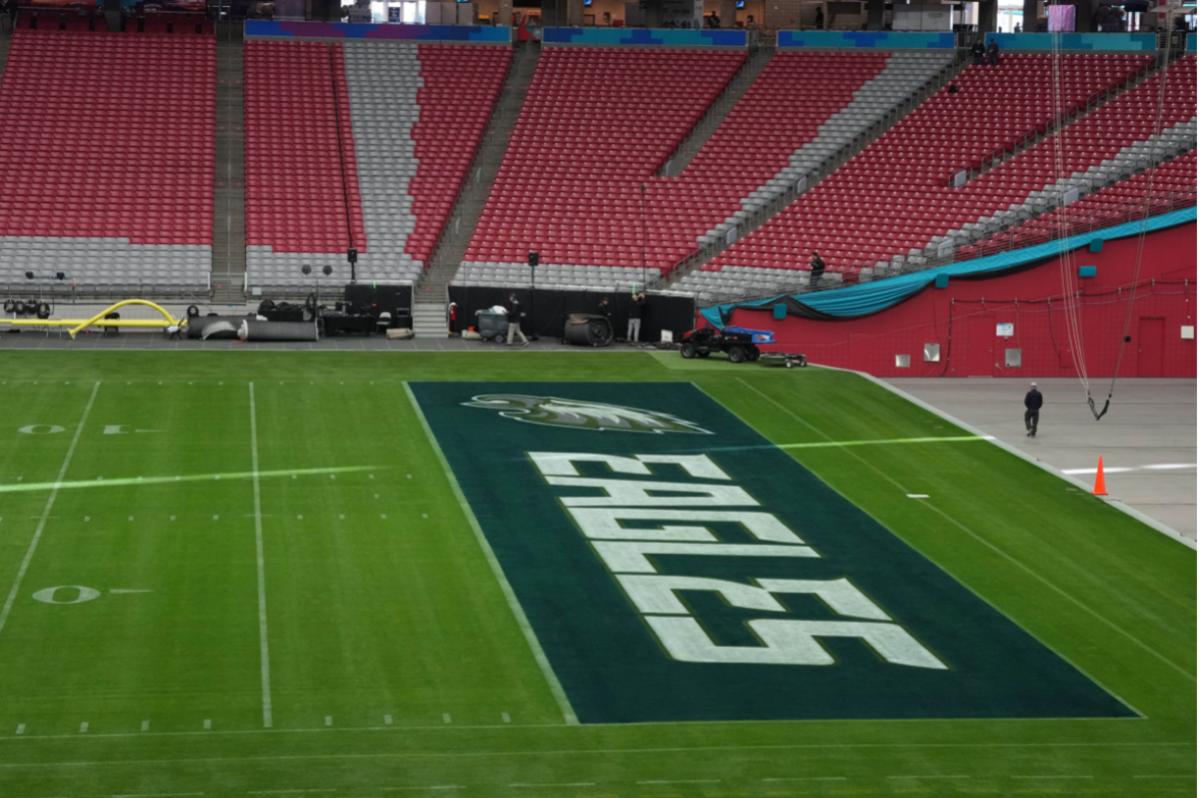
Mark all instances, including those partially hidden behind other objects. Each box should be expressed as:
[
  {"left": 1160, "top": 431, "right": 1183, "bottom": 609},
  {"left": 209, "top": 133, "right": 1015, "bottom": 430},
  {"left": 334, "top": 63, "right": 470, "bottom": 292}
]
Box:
[
  {"left": 249, "top": 382, "right": 273, "bottom": 729},
  {"left": 0, "top": 381, "right": 100, "bottom": 639},
  {"left": 736, "top": 377, "right": 1194, "bottom": 689},
  {"left": 402, "top": 383, "right": 578, "bottom": 725}
]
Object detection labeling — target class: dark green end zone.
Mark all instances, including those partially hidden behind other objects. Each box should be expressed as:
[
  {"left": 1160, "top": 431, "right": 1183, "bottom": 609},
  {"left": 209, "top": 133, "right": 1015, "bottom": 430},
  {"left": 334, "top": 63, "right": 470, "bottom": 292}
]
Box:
[{"left": 411, "top": 381, "right": 1134, "bottom": 724}]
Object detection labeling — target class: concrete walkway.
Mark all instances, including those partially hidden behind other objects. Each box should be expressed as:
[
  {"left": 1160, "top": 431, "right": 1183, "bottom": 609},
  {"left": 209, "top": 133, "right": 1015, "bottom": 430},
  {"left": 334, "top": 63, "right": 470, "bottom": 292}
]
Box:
[{"left": 885, "top": 377, "right": 1196, "bottom": 544}]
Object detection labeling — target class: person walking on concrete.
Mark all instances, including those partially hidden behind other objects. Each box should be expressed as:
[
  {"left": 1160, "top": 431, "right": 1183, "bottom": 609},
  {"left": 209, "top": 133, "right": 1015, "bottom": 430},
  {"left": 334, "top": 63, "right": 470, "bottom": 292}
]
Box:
[
  {"left": 627, "top": 291, "right": 646, "bottom": 343},
  {"left": 1024, "top": 382, "right": 1043, "bottom": 437},
  {"left": 505, "top": 293, "right": 529, "bottom": 346}
]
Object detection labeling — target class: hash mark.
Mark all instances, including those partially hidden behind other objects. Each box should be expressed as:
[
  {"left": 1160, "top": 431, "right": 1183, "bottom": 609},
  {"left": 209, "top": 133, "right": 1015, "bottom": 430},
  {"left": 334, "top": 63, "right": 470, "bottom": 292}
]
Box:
[
  {"left": 203, "top": 719, "right": 212, "bottom": 731},
  {"left": 441, "top": 713, "right": 451, "bottom": 724},
  {"left": 15, "top": 723, "right": 24, "bottom": 735},
  {"left": 762, "top": 777, "right": 847, "bottom": 782},
  {"left": 383, "top": 714, "right": 393, "bottom": 726},
  {"left": 501, "top": 712, "right": 511, "bottom": 724},
  {"left": 382, "top": 787, "right": 463, "bottom": 793},
  {"left": 324, "top": 716, "right": 332, "bottom": 727},
  {"left": 141, "top": 720, "right": 150, "bottom": 732},
  {"left": 79, "top": 721, "right": 89, "bottom": 733}
]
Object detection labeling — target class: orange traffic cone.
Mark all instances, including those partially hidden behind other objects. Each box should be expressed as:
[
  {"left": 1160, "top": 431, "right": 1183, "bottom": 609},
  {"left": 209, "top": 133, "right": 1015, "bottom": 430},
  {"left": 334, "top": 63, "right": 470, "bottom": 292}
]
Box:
[{"left": 1092, "top": 457, "right": 1108, "bottom": 496}]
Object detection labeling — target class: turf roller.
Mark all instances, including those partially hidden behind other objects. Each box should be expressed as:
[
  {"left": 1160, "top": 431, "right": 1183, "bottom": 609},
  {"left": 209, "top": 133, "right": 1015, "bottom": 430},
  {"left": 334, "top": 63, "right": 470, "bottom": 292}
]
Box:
[{"left": 237, "top": 319, "right": 319, "bottom": 342}]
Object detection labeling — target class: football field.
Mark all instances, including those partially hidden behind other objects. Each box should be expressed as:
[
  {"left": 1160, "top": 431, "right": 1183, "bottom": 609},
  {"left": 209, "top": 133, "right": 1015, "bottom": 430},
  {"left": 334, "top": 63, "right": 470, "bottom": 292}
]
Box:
[{"left": 0, "top": 350, "right": 1192, "bottom": 797}]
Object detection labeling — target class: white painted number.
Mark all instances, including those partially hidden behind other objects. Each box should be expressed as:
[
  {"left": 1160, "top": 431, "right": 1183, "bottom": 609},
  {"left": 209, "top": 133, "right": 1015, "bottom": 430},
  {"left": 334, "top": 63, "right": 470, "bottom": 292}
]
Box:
[{"left": 32, "top": 585, "right": 101, "bottom": 605}]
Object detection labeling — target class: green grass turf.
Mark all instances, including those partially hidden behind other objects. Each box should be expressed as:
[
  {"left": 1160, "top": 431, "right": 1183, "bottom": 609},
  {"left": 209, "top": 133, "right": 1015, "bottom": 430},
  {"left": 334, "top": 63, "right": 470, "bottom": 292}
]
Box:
[{"left": 0, "top": 351, "right": 1192, "bottom": 797}]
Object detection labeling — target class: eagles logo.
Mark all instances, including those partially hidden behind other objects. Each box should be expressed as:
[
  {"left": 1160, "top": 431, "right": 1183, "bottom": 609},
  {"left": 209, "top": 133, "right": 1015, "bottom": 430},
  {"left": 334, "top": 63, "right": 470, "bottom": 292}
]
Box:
[{"left": 462, "top": 394, "right": 712, "bottom": 435}]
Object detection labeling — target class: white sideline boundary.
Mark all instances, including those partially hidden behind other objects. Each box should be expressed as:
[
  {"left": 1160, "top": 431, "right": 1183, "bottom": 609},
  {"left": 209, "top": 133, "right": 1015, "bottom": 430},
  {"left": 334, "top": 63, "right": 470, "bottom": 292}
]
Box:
[
  {"left": 0, "top": 381, "right": 101, "bottom": 639},
  {"left": 402, "top": 383, "right": 578, "bottom": 725},
  {"left": 839, "top": 367, "right": 1196, "bottom": 551}
]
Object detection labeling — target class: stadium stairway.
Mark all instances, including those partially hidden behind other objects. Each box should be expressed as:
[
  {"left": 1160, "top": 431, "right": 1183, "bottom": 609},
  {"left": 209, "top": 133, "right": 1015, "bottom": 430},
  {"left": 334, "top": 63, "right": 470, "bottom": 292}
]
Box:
[
  {"left": 411, "top": 40, "right": 539, "bottom": 338},
  {"left": 0, "top": 21, "right": 10, "bottom": 77},
  {"left": 212, "top": 20, "right": 246, "bottom": 302},
  {"left": 666, "top": 49, "right": 963, "bottom": 292},
  {"left": 659, "top": 45, "right": 775, "bottom": 178}
]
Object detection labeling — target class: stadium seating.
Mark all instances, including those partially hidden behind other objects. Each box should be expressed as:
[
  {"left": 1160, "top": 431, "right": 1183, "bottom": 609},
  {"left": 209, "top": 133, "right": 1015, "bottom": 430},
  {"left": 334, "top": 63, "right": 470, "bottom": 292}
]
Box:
[
  {"left": 924, "top": 55, "right": 1197, "bottom": 267},
  {"left": 458, "top": 46, "right": 745, "bottom": 289},
  {"left": 958, "top": 148, "right": 1198, "bottom": 258},
  {"left": 244, "top": 40, "right": 366, "bottom": 286},
  {"left": 685, "top": 53, "right": 1155, "bottom": 298},
  {"left": 247, "top": 41, "right": 508, "bottom": 289},
  {"left": 0, "top": 27, "right": 214, "bottom": 290},
  {"left": 343, "top": 42, "right": 509, "bottom": 281},
  {"left": 457, "top": 48, "right": 954, "bottom": 289},
  {"left": 688, "top": 51, "right": 951, "bottom": 248}
]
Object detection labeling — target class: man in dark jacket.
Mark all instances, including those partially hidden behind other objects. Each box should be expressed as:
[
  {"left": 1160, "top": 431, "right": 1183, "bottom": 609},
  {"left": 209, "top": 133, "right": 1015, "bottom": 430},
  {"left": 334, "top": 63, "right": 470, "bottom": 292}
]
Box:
[
  {"left": 808, "top": 251, "right": 826, "bottom": 288},
  {"left": 1024, "top": 382, "right": 1043, "bottom": 437},
  {"left": 627, "top": 291, "right": 646, "bottom": 343},
  {"left": 505, "top": 293, "right": 529, "bottom": 346}
]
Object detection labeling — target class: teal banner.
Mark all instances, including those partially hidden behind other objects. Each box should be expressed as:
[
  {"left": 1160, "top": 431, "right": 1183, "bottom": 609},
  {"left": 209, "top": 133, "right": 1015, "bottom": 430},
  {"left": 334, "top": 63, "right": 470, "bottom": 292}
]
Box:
[
  {"left": 984, "top": 32, "right": 1158, "bottom": 52},
  {"left": 411, "top": 382, "right": 1133, "bottom": 723},
  {"left": 542, "top": 27, "right": 748, "bottom": 48},
  {"left": 777, "top": 31, "right": 955, "bottom": 49}
]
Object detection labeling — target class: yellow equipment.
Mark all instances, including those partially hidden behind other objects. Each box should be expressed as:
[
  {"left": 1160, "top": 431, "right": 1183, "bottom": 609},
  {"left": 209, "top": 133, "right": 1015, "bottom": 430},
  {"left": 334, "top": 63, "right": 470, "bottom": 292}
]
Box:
[{"left": 0, "top": 299, "right": 186, "bottom": 339}]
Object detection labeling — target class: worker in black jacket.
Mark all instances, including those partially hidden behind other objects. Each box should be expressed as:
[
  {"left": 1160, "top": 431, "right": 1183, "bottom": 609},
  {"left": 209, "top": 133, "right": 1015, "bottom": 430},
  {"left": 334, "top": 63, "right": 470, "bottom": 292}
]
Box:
[{"left": 1024, "top": 382, "right": 1043, "bottom": 437}]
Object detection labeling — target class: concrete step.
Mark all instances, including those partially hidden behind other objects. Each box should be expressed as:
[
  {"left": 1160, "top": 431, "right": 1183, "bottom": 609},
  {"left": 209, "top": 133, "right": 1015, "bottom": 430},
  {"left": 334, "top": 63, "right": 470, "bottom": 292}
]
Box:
[
  {"left": 412, "top": 301, "right": 449, "bottom": 337},
  {"left": 212, "top": 20, "right": 246, "bottom": 299}
]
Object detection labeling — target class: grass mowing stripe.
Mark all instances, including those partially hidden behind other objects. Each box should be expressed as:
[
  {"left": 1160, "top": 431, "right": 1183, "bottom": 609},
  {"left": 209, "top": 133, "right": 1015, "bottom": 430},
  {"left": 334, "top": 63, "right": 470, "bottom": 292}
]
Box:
[
  {"left": 735, "top": 376, "right": 1193, "bottom": 688},
  {"left": 0, "top": 740, "right": 1189, "bottom": 771},
  {"left": 720, "top": 376, "right": 1152, "bottom": 710},
  {"left": 249, "top": 382, "right": 273, "bottom": 729},
  {"left": 402, "top": 382, "right": 578, "bottom": 726},
  {"left": 0, "top": 381, "right": 99, "bottom": 639}
]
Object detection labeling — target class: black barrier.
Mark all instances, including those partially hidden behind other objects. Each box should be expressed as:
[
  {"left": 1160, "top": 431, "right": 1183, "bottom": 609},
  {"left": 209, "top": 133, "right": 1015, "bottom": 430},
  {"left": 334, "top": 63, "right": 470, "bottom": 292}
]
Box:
[
  {"left": 449, "top": 287, "right": 694, "bottom": 343},
  {"left": 344, "top": 284, "right": 412, "bottom": 320}
]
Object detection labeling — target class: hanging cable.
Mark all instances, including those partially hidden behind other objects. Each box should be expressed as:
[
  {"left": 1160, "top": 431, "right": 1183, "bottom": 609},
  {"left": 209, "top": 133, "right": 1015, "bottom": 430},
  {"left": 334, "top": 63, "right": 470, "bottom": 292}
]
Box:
[{"left": 1101, "top": 36, "right": 1176, "bottom": 403}]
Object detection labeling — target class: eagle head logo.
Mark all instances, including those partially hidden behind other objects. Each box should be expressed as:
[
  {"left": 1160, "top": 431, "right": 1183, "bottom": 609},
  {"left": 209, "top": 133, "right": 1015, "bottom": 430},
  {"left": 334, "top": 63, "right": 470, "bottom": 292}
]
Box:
[{"left": 462, "top": 394, "right": 712, "bottom": 435}]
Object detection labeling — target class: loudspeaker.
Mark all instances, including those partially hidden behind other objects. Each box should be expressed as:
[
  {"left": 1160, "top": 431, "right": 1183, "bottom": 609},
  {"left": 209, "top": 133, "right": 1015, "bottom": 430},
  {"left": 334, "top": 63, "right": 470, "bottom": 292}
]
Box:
[{"left": 528, "top": 251, "right": 540, "bottom": 268}]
